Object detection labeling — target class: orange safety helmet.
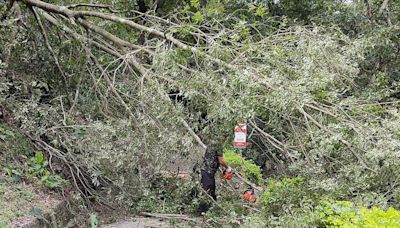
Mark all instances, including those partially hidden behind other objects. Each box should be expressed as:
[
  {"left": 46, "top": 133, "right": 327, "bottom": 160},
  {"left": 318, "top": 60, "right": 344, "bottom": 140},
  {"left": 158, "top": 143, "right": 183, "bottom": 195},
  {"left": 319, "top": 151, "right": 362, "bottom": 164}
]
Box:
[{"left": 243, "top": 190, "right": 256, "bottom": 204}]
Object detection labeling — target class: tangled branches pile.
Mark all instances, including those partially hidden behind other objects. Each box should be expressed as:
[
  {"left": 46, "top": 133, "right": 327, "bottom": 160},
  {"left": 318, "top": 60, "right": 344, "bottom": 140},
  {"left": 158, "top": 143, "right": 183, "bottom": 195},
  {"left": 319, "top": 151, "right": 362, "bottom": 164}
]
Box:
[{"left": 1, "top": 0, "right": 400, "bottom": 211}]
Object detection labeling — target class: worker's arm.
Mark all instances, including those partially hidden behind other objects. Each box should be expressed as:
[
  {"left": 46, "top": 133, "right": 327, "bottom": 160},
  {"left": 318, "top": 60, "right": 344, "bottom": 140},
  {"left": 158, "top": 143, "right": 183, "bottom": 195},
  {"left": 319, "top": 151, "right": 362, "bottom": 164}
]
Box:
[{"left": 218, "top": 156, "right": 231, "bottom": 172}]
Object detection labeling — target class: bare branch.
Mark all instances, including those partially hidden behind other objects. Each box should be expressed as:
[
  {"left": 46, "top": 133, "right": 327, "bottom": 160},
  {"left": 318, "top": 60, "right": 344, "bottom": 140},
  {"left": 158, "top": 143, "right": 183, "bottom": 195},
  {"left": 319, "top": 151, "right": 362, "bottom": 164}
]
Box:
[
  {"left": 1, "top": 0, "right": 16, "bottom": 20},
  {"left": 378, "top": 0, "right": 390, "bottom": 17},
  {"left": 140, "top": 212, "right": 198, "bottom": 222},
  {"left": 76, "top": 18, "right": 153, "bottom": 54},
  {"left": 249, "top": 120, "right": 294, "bottom": 163},
  {"left": 66, "top": 3, "right": 111, "bottom": 9},
  {"left": 31, "top": 6, "right": 71, "bottom": 104},
  {"left": 296, "top": 105, "right": 376, "bottom": 173},
  {"left": 20, "top": 0, "right": 234, "bottom": 69}
]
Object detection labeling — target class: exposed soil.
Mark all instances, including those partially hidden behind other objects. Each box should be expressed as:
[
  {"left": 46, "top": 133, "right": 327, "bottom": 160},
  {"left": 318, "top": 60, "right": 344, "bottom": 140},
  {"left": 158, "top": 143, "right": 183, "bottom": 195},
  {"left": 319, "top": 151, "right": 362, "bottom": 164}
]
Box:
[
  {"left": 101, "top": 217, "right": 202, "bottom": 228},
  {"left": 0, "top": 175, "right": 66, "bottom": 228}
]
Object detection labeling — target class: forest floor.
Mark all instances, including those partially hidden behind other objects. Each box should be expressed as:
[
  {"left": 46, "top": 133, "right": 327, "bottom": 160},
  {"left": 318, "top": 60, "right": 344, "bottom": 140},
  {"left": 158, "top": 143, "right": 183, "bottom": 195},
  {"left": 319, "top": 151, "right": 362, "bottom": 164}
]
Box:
[
  {"left": 0, "top": 176, "right": 57, "bottom": 227},
  {"left": 0, "top": 122, "right": 69, "bottom": 227},
  {"left": 101, "top": 216, "right": 202, "bottom": 228},
  {"left": 1, "top": 121, "right": 203, "bottom": 227}
]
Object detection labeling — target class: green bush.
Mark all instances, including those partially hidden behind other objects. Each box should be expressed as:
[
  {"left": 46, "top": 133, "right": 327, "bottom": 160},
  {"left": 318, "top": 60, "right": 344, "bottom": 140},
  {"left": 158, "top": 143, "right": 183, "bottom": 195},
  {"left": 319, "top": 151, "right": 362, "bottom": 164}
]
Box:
[
  {"left": 260, "top": 177, "right": 315, "bottom": 215},
  {"left": 223, "top": 148, "right": 262, "bottom": 184},
  {"left": 5, "top": 151, "right": 66, "bottom": 189},
  {"left": 315, "top": 200, "right": 400, "bottom": 227},
  {"left": 28, "top": 151, "right": 66, "bottom": 189}
]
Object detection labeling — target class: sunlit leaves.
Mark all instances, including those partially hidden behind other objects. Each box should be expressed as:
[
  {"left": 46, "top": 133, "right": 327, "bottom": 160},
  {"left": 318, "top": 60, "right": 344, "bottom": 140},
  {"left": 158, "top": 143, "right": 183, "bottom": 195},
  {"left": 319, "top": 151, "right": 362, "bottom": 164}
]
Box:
[{"left": 191, "top": 11, "right": 204, "bottom": 24}]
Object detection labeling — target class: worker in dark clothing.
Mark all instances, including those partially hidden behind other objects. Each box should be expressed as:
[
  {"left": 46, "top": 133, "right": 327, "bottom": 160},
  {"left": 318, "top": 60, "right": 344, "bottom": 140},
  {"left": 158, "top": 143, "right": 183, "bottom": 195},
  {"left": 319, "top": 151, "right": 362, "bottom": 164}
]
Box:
[{"left": 198, "top": 140, "right": 232, "bottom": 213}]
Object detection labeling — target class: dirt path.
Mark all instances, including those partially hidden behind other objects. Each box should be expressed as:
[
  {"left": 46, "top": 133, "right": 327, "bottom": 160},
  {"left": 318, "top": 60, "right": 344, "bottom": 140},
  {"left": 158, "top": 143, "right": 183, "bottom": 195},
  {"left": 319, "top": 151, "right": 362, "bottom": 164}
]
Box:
[
  {"left": 102, "top": 147, "right": 205, "bottom": 228},
  {"left": 102, "top": 217, "right": 202, "bottom": 228}
]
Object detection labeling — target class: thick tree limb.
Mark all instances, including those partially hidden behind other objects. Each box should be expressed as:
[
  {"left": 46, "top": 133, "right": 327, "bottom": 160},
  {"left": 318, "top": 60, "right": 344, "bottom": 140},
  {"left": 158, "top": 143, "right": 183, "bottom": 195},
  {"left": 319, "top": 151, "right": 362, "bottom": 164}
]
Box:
[
  {"left": 76, "top": 18, "right": 144, "bottom": 50},
  {"left": 242, "top": 205, "right": 261, "bottom": 212},
  {"left": 66, "top": 3, "right": 111, "bottom": 9},
  {"left": 181, "top": 119, "right": 206, "bottom": 150},
  {"left": 378, "top": 0, "right": 390, "bottom": 17},
  {"left": 20, "top": 0, "right": 234, "bottom": 69},
  {"left": 39, "top": 10, "right": 123, "bottom": 58},
  {"left": 140, "top": 212, "right": 197, "bottom": 222},
  {"left": 233, "top": 170, "right": 263, "bottom": 192}
]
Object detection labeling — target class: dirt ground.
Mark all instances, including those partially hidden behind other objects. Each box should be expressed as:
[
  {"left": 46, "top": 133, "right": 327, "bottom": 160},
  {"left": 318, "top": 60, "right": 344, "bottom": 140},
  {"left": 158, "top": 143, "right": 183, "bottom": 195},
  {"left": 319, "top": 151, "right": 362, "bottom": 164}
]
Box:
[{"left": 101, "top": 217, "right": 202, "bottom": 228}]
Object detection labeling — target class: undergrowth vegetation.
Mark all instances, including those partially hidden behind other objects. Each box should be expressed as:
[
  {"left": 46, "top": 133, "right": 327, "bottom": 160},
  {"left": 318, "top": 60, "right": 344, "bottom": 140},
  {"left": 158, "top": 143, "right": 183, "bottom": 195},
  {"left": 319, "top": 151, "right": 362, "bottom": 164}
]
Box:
[
  {"left": 2, "top": 0, "right": 400, "bottom": 226},
  {"left": 0, "top": 177, "right": 44, "bottom": 227},
  {"left": 1, "top": 122, "right": 66, "bottom": 190},
  {"left": 0, "top": 123, "right": 66, "bottom": 227},
  {"left": 315, "top": 201, "right": 400, "bottom": 227},
  {"left": 223, "top": 148, "right": 262, "bottom": 184}
]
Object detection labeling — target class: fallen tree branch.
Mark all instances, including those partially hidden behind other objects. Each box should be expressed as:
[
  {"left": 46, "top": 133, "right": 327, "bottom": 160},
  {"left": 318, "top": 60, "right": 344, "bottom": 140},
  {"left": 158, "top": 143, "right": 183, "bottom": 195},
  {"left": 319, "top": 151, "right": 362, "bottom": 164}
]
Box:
[
  {"left": 26, "top": 134, "right": 89, "bottom": 199},
  {"left": 181, "top": 119, "right": 206, "bottom": 150},
  {"left": 20, "top": 0, "right": 234, "bottom": 69},
  {"left": 31, "top": 6, "right": 71, "bottom": 104},
  {"left": 77, "top": 18, "right": 136, "bottom": 49},
  {"left": 296, "top": 105, "right": 376, "bottom": 173},
  {"left": 242, "top": 205, "right": 261, "bottom": 212},
  {"left": 233, "top": 170, "right": 263, "bottom": 192},
  {"left": 66, "top": 3, "right": 111, "bottom": 9},
  {"left": 40, "top": 10, "right": 208, "bottom": 152},
  {"left": 199, "top": 187, "right": 228, "bottom": 213},
  {"left": 140, "top": 212, "right": 197, "bottom": 222},
  {"left": 249, "top": 121, "right": 294, "bottom": 163},
  {"left": 87, "top": 51, "right": 142, "bottom": 131}
]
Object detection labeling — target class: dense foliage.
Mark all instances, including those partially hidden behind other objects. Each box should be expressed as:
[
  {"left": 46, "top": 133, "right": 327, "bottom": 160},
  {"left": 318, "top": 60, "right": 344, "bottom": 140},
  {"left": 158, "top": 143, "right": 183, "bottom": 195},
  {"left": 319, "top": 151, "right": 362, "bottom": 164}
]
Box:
[
  {"left": 1, "top": 0, "right": 400, "bottom": 226},
  {"left": 315, "top": 201, "right": 400, "bottom": 227}
]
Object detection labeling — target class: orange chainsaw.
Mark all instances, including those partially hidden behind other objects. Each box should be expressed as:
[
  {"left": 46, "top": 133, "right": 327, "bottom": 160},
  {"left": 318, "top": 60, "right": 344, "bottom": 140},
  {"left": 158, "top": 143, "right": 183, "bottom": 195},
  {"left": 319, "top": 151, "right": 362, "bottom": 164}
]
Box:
[
  {"left": 242, "top": 188, "right": 257, "bottom": 204},
  {"left": 222, "top": 169, "right": 234, "bottom": 180},
  {"left": 222, "top": 169, "right": 258, "bottom": 204}
]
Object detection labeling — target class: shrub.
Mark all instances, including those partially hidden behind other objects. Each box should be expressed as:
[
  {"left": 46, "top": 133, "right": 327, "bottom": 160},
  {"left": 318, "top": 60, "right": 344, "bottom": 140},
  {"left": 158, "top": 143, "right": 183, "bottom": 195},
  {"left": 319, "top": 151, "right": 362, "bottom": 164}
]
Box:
[
  {"left": 223, "top": 148, "right": 262, "bottom": 184},
  {"left": 315, "top": 200, "right": 400, "bottom": 227},
  {"left": 260, "top": 177, "right": 316, "bottom": 215},
  {"left": 5, "top": 151, "right": 66, "bottom": 189}
]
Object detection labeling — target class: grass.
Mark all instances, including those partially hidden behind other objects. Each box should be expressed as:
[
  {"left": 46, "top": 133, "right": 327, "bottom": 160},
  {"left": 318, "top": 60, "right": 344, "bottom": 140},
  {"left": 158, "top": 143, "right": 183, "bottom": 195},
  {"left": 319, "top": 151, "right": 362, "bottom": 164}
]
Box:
[
  {"left": 0, "top": 177, "right": 45, "bottom": 227},
  {"left": 0, "top": 122, "right": 47, "bottom": 227}
]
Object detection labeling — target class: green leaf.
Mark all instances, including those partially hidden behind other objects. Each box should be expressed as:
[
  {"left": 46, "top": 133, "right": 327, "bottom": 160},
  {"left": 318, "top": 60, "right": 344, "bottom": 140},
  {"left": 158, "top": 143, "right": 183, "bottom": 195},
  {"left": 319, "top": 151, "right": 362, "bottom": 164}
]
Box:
[
  {"left": 190, "top": 0, "right": 200, "bottom": 9},
  {"left": 35, "top": 151, "right": 45, "bottom": 165},
  {"left": 29, "top": 207, "right": 44, "bottom": 218},
  {"left": 192, "top": 11, "right": 204, "bottom": 24},
  {"left": 90, "top": 213, "right": 99, "bottom": 228},
  {"left": 223, "top": 148, "right": 262, "bottom": 184},
  {"left": 74, "top": 128, "right": 86, "bottom": 138},
  {"left": 255, "top": 6, "right": 267, "bottom": 17}
]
